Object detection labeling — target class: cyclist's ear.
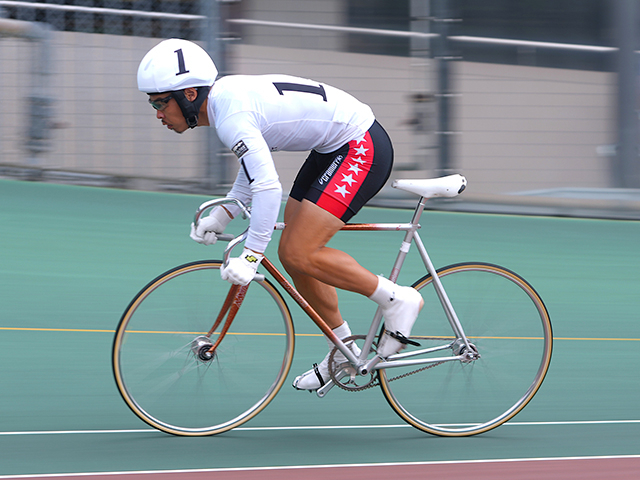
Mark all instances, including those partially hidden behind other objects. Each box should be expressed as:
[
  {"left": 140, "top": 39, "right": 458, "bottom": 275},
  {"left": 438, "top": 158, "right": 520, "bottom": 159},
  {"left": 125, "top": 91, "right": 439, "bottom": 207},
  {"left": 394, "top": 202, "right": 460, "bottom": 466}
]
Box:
[{"left": 183, "top": 88, "right": 198, "bottom": 102}]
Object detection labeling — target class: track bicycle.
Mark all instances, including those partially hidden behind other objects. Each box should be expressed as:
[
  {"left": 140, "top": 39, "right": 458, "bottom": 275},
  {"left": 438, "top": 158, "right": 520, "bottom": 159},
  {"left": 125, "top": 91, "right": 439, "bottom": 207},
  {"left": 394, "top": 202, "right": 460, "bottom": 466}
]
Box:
[{"left": 112, "top": 174, "right": 553, "bottom": 437}]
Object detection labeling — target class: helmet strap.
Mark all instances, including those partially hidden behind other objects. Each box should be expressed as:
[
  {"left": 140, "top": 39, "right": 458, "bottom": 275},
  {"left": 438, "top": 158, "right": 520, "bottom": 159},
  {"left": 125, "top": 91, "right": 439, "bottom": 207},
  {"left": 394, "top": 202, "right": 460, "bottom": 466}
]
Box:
[{"left": 172, "top": 86, "right": 211, "bottom": 129}]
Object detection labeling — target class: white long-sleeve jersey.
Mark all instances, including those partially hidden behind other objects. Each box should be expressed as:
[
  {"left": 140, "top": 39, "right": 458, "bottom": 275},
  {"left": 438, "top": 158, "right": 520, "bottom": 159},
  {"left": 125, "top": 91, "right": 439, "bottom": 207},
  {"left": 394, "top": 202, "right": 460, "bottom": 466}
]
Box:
[{"left": 207, "top": 74, "right": 375, "bottom": 252}]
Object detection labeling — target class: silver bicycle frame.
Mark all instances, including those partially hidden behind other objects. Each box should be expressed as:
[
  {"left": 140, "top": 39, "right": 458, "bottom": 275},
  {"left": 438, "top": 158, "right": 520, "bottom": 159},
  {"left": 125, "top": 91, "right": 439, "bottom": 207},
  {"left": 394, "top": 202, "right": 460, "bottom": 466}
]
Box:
[
  {"left": 348, "top": 197, "right": 474, "bottom": 384},
  {"left": 194, "top": 196, "right": 475, "bottom": 397}
]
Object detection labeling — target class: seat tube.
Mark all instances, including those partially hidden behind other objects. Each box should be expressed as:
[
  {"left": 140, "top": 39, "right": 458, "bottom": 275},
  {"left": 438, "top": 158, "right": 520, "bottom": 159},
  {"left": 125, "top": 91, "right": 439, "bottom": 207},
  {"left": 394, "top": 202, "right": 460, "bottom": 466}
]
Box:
[
  {"left": 413, "top": 230, "right": 471, "bottom": 347},
  {"left": 388, "top": 198, "right": 425, "bottom": 282},
  {"left": 372, "top": 216, "right": 417, "bottom": 340},
  {"left": 360, "top": 201, "right": 423, "bottom": 373}
]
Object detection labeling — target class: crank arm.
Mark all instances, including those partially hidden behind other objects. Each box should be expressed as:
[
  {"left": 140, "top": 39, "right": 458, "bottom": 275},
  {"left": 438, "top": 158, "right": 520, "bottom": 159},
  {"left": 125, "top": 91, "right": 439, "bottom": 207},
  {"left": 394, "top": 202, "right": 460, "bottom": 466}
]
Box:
[
  {"left": 315, "top": 367, "right": 350, "bottom": 398},
  {"left": 316, "top": 379, "right": 336, "bottom": 398}
]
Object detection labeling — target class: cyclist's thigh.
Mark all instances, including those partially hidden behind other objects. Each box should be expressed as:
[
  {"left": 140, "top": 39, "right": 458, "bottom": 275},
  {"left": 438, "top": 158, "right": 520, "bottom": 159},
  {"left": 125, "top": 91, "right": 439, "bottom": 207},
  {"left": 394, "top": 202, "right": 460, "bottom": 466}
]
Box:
[{"left": 280, "top": 199, "right": 344, "bottom": 254}]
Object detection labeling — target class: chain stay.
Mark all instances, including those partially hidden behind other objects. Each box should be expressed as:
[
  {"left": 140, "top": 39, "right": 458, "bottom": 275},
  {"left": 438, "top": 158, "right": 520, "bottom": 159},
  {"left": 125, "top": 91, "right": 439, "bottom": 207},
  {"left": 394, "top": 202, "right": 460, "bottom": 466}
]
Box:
[{"left": 328, "top": 335, "right": 449, "bottom": 392}]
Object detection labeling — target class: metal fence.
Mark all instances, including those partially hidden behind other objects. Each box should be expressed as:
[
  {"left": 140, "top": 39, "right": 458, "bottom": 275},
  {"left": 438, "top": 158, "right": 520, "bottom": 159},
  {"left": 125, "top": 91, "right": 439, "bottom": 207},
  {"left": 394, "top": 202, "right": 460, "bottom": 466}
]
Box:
[
  {"left": 0, "top": 0, "right": 212, "bottom": 191},
  {"left": 1, "top": 0, "right": 638, "bottom": 217}
]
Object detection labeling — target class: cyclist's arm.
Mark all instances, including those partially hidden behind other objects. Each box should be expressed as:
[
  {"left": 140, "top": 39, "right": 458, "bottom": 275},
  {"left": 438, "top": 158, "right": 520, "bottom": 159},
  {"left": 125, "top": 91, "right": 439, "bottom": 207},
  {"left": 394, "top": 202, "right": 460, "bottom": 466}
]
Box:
[{"left": 217, "top": 118, "right": 282, "bottom": 253}]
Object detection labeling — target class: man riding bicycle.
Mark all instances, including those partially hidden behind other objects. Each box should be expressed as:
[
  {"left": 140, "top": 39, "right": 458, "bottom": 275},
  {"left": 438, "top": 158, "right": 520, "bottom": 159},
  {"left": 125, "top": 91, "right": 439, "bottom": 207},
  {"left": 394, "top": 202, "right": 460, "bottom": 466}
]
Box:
[{"left": 137, "top": 38, "right": 423, "bottom": 391}]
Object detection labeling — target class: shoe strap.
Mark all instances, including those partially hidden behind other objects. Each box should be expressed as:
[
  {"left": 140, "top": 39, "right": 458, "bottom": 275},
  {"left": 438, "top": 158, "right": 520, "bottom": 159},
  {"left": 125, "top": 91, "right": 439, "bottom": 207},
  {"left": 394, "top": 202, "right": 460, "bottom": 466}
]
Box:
[
  {"left": 312, "top": 363, "right": 325, "bottom": 387},
  {"left": 386, "top": 330, "right": 421, "bottom": 347}
]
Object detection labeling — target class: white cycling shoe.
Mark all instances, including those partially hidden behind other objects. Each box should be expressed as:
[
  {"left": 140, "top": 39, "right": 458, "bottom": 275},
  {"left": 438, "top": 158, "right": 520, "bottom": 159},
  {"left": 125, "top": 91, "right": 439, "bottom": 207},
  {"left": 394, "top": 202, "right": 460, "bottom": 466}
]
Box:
[
  {"left": 373, "top": 279, "right": 424, "bottom": 358},
  {"left": 293, "top": 340, "right": 361, "bottom": 391}
]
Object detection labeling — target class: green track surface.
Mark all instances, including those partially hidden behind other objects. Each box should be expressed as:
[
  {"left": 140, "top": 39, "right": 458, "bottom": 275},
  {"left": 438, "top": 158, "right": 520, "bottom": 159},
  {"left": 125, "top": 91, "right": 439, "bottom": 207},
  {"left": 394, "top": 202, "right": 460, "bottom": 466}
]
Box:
[{"left": 1, "top": 179, "right": 638, "bottom": 475}]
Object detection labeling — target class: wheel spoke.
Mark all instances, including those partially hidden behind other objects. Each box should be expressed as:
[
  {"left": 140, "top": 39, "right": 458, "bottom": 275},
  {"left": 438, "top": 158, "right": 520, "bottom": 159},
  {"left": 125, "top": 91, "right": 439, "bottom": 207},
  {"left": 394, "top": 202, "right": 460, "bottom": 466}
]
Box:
[
  {"left": 379, "top": 263, "right": 552, "bottom": 436},
  {"left": 112, "top": 261, "right": 294, "bottom": 436}
]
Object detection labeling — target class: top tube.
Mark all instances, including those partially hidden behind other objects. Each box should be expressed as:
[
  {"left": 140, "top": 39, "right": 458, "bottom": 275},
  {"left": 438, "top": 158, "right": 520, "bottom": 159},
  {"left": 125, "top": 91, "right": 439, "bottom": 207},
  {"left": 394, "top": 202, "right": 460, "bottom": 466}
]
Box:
[{"left": 193, "top": 174, "right": 467, "bottom": 258}]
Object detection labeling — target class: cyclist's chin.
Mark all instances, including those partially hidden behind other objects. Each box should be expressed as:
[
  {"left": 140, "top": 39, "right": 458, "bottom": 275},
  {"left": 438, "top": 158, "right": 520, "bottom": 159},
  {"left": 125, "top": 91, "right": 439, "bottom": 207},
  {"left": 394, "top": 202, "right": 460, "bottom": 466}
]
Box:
[
  {"left": 163, "top": 121, "right": 188, "bottom": 134},
  {"left": 171, "top": 124, "right": 188, "bottom": 135}
]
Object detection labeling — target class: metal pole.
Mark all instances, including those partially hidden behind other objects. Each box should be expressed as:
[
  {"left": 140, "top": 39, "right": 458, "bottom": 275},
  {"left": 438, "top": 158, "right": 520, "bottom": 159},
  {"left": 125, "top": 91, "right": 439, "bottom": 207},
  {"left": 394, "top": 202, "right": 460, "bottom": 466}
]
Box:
[
  {"left": 408, "top": 0, "right": 436, "bottom": 172},
  {"left": 614, "top": 0, "right": 639, "bottom": 188},
  {"left": 201, "top": 0, "right": 228, "bottom": 194},
  {"left": 432, "top": 0, "right": 454, "bottom": 175},
  {"left": 26, "top": 21, "right": 53, "bottom": 165},
  {"left": 0, "top": 17, "right": 54, "bottom": 167}
]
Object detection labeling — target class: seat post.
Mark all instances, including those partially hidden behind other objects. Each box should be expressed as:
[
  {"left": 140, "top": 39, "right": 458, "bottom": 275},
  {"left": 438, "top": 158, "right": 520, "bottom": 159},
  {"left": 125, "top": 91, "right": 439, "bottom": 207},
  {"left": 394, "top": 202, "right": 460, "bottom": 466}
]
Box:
[{"left": 409, "top": 197, "right": 427, "bottom": 227}]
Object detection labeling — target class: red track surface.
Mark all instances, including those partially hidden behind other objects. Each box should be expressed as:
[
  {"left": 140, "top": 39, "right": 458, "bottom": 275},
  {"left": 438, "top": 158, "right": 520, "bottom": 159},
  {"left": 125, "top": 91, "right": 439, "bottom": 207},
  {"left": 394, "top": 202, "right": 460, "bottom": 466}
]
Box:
[{"left": 5, "top": 457, "right": 640, "bottom": 480}]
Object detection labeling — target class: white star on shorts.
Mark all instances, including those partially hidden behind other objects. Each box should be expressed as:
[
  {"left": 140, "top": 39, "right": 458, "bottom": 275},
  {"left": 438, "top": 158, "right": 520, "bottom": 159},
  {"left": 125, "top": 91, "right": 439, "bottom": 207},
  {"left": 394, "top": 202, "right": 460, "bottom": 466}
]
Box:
[
  {"left": 353, "top": 134, "right": 367, "bottom": 144},
  {"left": 347, "top": 163, "right": 362, "bottom": 175},
  {"left": 335, "top": 184, "right": 350, "bottom": 198},
  {"left": 354, "top": 145, "right": 369, "bottom": 156},
  {"left": 341, "top": 173, "right": 357, "bottom": 186}
]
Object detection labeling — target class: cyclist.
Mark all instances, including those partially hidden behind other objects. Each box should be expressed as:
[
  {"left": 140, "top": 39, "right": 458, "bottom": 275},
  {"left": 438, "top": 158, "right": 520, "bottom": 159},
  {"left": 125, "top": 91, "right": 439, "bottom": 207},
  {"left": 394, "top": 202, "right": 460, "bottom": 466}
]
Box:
[{"left": 137, "top": 38, "right": 423, "bottom": 391}]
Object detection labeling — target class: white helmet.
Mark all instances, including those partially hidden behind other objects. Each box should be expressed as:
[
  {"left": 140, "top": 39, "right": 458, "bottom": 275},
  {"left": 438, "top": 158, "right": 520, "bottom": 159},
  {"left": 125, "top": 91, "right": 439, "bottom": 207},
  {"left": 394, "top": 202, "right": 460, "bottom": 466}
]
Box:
[{"left": 137, "top": 38, "right": 217, "bottom": 93}]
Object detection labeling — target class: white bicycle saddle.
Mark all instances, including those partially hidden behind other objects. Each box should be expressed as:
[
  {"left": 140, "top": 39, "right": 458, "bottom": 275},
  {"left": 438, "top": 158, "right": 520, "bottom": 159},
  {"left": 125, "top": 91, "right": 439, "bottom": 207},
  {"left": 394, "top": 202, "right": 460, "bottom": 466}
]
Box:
[{"left": 392, "top": 174, "right": 467, "bottom": 199}]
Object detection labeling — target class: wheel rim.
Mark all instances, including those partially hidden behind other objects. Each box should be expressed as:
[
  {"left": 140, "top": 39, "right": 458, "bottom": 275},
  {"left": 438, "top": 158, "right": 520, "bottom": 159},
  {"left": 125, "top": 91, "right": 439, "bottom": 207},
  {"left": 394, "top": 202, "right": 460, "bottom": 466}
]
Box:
[
  {"left": 112, "top": 261, "right": 295, "bottom": 436},
  {"left": 379, "top": 263, "right": 552, "bottom": 436}
]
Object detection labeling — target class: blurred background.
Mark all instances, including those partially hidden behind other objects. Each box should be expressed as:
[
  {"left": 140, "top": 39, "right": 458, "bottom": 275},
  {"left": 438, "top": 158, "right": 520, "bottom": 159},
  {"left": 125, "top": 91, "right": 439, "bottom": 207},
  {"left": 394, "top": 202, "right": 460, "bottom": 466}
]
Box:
[{"left": 1, "top": 0, "right": 639, "bottom": 218}]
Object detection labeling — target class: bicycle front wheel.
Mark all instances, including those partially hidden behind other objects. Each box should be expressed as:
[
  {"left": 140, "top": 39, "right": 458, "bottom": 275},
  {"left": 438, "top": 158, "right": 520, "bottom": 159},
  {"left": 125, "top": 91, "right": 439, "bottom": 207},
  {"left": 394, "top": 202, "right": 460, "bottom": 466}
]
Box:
[
  {"left": 379, "top": 263, "right": 552, "bottom": 436},
  {"left": 112, "top": 260, "right": 295, "bottom": 436}
]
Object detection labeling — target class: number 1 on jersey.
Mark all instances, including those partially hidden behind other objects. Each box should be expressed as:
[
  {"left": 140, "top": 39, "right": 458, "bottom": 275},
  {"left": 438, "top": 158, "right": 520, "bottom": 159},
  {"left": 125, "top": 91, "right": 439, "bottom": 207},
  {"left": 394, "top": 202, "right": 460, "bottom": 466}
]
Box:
[{"left": 273, "top": 82, "right": 327, "bottom": 102}]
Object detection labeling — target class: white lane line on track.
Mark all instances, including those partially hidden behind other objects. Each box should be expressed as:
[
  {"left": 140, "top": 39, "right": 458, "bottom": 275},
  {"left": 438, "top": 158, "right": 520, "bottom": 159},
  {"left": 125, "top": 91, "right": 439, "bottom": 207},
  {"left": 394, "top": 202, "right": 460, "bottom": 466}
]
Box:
[
  {"left": 0, "top": 419, "right": 639, "bottom": 436},
  {"left": 0, "top": 455, "right": 640, "bottom": 479}
]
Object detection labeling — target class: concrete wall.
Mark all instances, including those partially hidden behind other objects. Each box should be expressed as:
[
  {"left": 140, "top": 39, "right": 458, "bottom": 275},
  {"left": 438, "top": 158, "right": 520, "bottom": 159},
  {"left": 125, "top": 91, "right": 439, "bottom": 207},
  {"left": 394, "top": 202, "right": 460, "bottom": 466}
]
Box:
[
  {"left": 0, "top": 31, "right": 618, "bottom": 199},
  {"left": 453, "top": 61, "right": 616, "bottom": 196},
  {"left": 239, "top": 0, "right": 348, "bottom": 51},
  {"left": 1, "top": 32, "right": 207, "bottom": 185}
]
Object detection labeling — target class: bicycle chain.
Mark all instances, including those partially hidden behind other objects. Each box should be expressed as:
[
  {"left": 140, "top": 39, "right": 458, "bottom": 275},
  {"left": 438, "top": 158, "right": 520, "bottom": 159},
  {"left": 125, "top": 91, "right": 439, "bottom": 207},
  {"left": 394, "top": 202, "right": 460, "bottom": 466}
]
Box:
[
  {"left": 329, "top": 335, "right": 448, "bottom": 392},
  {"left": 336, "top": 359, "right": 447, "bottom": 392}
]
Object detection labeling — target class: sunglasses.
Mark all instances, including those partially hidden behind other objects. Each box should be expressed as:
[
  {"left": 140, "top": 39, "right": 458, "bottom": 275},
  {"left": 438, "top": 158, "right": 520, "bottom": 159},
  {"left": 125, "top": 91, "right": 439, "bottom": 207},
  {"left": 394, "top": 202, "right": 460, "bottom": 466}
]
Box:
[{"left": 148, "top": 94, "right": 174, "bottom": 111}]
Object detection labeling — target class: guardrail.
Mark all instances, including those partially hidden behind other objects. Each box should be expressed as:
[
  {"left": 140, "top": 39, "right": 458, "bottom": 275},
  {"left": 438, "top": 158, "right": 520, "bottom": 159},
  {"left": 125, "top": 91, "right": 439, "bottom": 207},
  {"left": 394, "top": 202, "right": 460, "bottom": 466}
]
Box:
[
  {"left": 228, "top": 18, "right": 634, "bottom": 54},
  {"left": 1, "top": 3, "right": 632, "bottom": 54},
  {"left": 0, "top": 0, "right": 205, "bottom": 20}
]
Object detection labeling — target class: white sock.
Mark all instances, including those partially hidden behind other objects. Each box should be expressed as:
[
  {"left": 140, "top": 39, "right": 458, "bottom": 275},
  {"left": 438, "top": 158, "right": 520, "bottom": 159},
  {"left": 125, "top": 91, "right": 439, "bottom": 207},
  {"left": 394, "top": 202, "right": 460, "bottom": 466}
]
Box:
[
  {"left": 368, "top": 276, "right": 397, "bottom": 308},
  {"left": 325, "top": 321, "right": 352, "bottom": 349}
]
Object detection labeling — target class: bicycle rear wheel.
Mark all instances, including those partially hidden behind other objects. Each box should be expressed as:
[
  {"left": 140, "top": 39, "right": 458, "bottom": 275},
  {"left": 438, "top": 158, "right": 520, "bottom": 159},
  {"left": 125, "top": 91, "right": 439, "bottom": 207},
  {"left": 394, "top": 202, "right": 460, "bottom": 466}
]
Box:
[
  {"left": 379, "top": 262, "right": 552, "bottom": 436},
  {"left": 112, "top": 260, "right": 295, "bottom": 436}
]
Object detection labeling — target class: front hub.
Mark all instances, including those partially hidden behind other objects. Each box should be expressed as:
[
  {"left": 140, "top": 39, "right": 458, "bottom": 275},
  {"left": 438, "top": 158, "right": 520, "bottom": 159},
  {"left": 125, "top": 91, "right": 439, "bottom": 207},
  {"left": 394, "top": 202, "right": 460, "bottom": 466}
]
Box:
[{"left": 191, "top": 335, "right": 215, "bottom": 362}]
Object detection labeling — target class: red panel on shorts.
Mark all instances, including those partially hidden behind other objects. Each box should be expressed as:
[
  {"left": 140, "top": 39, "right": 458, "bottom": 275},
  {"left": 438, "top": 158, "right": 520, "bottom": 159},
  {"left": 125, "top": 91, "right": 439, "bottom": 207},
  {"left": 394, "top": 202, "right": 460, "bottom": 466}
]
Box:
[{"left": 315, "top": 132, "right": 373, "bottom": 219}]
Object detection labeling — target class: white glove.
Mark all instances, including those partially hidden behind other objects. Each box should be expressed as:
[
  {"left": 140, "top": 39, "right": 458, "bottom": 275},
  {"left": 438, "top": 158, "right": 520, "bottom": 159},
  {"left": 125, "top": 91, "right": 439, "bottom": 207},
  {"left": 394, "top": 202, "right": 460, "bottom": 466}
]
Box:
[
  {"left": 190, "top": 206, "right": 233, "bottom": 245},
  {"left": 221, "top": 248, "right": 264, "bottom": 286}
]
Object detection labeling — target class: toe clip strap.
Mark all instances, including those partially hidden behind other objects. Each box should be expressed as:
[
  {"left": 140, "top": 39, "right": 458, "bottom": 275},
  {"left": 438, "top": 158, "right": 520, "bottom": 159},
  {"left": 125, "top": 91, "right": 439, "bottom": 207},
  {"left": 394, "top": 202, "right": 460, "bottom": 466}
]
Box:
[
  {"left": 312, "top": 363, "right": 325, "bottom": 387},
  {"left": 387, "top": 331, "right": 421, "bottom": 347}
]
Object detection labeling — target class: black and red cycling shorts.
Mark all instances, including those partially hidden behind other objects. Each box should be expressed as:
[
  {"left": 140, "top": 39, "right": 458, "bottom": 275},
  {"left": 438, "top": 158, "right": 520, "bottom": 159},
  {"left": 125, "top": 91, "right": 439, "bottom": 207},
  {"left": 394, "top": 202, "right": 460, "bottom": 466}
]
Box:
[{"left": 289, "top": 120, "right": 393, "bottom": 222}]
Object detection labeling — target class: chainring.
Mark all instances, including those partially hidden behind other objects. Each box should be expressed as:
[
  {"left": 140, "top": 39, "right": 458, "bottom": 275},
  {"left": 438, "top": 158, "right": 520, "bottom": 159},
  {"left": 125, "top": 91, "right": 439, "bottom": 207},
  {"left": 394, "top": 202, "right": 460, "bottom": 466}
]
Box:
[{"left": 328, "top": 335, "right": 378, "bottom": 392}]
